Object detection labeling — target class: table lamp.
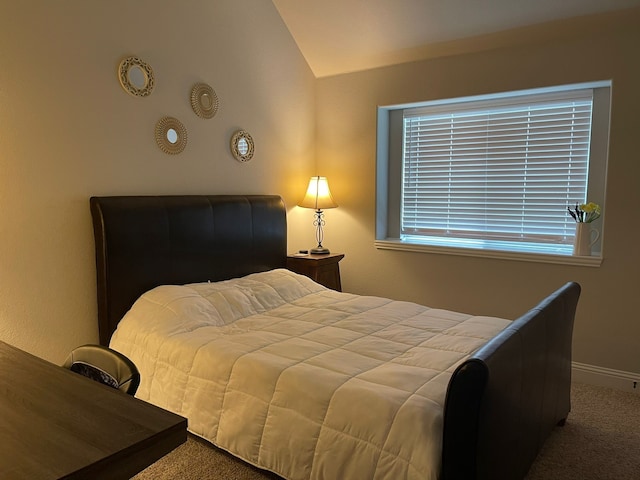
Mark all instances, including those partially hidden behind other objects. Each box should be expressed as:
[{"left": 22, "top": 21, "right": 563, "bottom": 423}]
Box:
[{"left": 298, "top": 176, "right": 338, "bottom": 254}]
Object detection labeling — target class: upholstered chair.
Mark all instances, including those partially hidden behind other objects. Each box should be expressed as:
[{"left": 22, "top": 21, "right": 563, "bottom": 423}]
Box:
[{"left": 63, "top": 344, "right": 140, "bottom": 396}]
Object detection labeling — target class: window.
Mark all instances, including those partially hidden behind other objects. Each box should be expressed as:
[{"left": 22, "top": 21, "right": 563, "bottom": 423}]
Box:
[{"left": 376, "top": 82, "right": 610, "bottom": 265}]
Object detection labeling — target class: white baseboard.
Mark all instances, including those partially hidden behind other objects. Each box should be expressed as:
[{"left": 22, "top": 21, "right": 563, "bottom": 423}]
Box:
[{"left": 572, "top": 362, "right": 640, "bottom": 393}]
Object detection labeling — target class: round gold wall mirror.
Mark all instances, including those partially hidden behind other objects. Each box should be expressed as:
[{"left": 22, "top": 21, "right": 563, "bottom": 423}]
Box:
[
  {"left": 190, "top": 83, "right": 219, "bottom": 119},
  {"left": 118, "top": 56, "right": 155, "bottom": 97},
  {"left": 155, "top": 117, "right": 187, "bottom": 154},
  {"left": 230, "top": 130, "right": 254, "bottom": 162},
  {"left": 166, "top": 128, "right": 178, "bottom": 144},
  {"left": 128, "top": 66, "right": 147, "bottom": 89}
]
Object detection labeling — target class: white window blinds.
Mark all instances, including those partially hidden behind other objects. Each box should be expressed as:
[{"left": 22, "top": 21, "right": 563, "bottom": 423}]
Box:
[{"left": 401, "top": 90, "right": 593, "bottom": 252}]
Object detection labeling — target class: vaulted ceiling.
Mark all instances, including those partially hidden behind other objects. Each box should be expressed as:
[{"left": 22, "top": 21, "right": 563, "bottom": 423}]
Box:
[{"left": 272, "top": 0, "right": 640, "bottom": 77}]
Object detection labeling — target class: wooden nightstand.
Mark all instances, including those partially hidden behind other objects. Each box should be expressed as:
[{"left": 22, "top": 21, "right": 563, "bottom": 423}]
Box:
[{"left": 286, "top": 253, "right": 345, "bottom": 291}]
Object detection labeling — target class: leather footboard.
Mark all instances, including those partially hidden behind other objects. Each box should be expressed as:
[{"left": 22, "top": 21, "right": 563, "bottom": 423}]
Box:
[{"left": 441, "top": 282, "right": 581, "bottom": 480}]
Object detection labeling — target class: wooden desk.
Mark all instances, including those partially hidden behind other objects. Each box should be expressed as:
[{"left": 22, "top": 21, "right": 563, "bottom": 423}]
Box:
[{"left": 0, "top": 340, "right": 187, "bottom": 480}]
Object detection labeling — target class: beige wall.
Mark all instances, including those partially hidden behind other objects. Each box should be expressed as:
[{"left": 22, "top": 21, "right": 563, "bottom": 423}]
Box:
[
  {"left": 316, "top": 10, "right": 640, "bottom": 374},
  {"left": 0, "top": 0, "right": 317, "bottom": 362}
]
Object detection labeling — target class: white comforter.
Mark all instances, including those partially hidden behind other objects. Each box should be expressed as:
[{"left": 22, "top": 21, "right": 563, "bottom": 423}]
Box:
[{"left": 110, "top": 269, "right": 510, "bottom": 480}]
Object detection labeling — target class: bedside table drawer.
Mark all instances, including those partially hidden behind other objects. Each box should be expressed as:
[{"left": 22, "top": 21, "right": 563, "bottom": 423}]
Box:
[{"left": 286, "top": 253, "right": 345, "bottom": 291}]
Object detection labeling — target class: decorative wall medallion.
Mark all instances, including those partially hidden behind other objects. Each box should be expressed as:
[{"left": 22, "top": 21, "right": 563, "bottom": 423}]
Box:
[
  {"left": 118, "top": 56, "right": 155, "bottom": 97},
  {"left": 230, "top": 130, "right": 255, "bottom": 163},
  {"left": 155, "top": 116, "right": 187, "bottom": 154},
  {"left": 190, "top": 83, "right": 219, "bottom": 119}
]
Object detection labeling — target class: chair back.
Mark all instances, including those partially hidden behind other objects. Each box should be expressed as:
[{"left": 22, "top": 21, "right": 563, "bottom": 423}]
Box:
[{"left": 63, "top": 344, "right": 140, "bottom": 395}]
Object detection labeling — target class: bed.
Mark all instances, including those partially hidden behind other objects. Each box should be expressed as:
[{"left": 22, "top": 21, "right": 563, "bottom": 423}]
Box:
[{"left": 90, "top": 194, "right": 580, "bottom": 480}]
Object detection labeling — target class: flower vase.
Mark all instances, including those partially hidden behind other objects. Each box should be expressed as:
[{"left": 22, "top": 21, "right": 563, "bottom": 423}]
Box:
[{"left": 573, "top": 223, "right": 600, "bottom": 256}]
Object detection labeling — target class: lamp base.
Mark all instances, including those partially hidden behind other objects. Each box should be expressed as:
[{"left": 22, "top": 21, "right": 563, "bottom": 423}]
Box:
[{"left": 310, "top": 246, "right": 330, "bottom": 255}]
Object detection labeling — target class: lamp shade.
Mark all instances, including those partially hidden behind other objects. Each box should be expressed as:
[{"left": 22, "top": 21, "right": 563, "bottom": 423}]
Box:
[{"left": 298, "top": 176, "right": 338, "bottom": 210}]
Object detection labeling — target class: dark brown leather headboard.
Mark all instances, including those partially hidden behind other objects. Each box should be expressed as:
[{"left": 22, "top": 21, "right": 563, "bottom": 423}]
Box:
[{"left": 90, "top": 195, "right": 287, "bottom": 346}]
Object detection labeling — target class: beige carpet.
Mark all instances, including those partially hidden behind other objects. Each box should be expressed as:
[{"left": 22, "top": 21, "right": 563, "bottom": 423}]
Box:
[
  {"left": 525, "top": 382, "right": 640, "bottom": 480},
  {"left": 134, "top": 382, "right": 640, "bottom": 480}
]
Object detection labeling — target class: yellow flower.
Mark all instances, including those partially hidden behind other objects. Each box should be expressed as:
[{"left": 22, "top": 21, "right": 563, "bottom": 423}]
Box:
[
  {"left": 568, "top": 201, "right": 601, "bottom": 223},
  {"left": 580, "top": 202, "right": 601, "bottom": 215}
]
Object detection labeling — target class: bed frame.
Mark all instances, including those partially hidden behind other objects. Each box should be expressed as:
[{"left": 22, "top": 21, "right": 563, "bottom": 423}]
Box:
[{"left": 90, "top": 194, "right": 580, "bottom": 480}]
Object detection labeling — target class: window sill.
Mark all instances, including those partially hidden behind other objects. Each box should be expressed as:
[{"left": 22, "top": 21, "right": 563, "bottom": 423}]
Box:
[{"left": 374, "top": 239, "right": 603, "bottom": 267}]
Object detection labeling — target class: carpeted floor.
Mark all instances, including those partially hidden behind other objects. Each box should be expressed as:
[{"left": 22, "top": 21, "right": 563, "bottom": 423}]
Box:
[
  {"left": 133, "top": 382, "right": 640, "bottom": 480},
  {"left": 524, "top": 382, "right": 640, "bottom": 480}
]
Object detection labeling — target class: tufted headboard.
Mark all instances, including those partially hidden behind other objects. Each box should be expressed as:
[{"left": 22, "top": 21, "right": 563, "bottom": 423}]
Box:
[{"left": 90, "top": 195, "right": 287, "bottom": 346}]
